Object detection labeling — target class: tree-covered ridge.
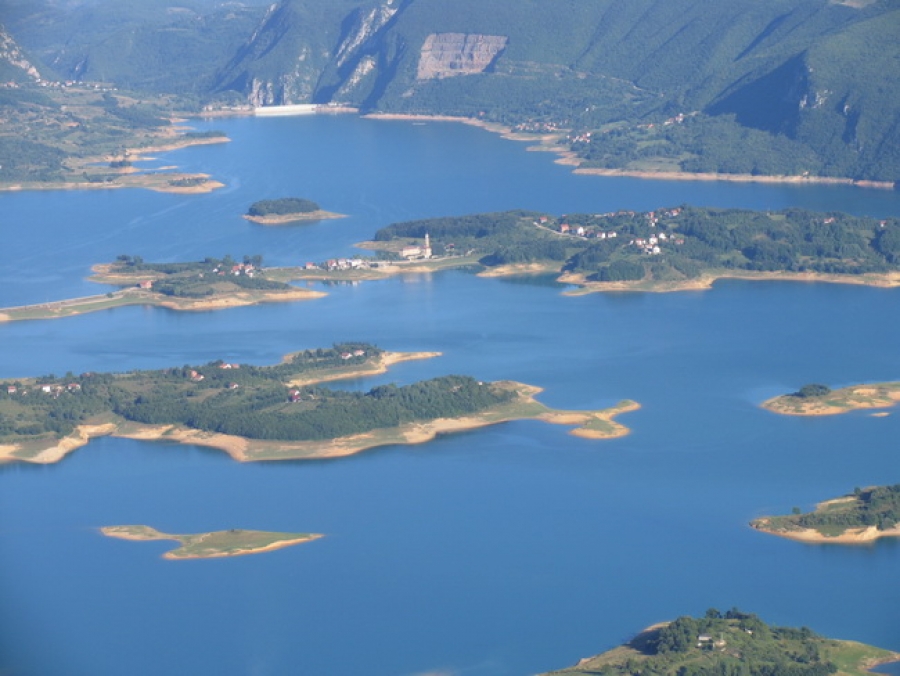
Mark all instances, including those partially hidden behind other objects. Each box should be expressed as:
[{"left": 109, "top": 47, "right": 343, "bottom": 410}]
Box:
[
  {"left": 543, "top": 609, "right": 898, "bottom": 676},
  {"left": 374, "top": 207, "right": 900, "bottom": 283},
  {"left": 247, "top": 198, "right": 321, "bottom": 217},
  {"left": 754, "top": 485, "right": 900, "bottom": 536},
  {"left": 0, "top": 344, "right": 517, "bottom": 444}
]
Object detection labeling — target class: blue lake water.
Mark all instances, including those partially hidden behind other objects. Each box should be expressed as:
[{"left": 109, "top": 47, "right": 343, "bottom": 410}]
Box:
[{"left": 0, "top": 115, "right": 898, "bottom": 676}]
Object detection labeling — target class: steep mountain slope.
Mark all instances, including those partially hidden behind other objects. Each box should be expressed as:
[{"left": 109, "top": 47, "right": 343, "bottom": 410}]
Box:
[
  {"left": 0, "top": 24, "right": 42, "bottom": 83},
  {"left": 3, "top": 0, "right": 898, "bottom": 181},
  {"left": 4, "top": 0, "right": 269, "bottom": 96}
]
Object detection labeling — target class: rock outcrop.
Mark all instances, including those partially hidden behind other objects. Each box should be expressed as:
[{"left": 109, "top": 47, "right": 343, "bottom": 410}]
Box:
[{"left": 416, "top": 33, "right": 507, "bottom": 80}]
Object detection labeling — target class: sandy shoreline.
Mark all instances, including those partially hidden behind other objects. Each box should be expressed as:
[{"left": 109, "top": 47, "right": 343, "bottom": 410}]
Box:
[
  {"left": 243, "top": 210, "right": 346, "bottom": 225},
  {"left": 750, "top": 520, "right": 900, "bottom": 544},
  {"left": 558, "top": 270, "right": 900, "bottom": 295},
  {"left": 0, "top": 285, "right": 326, "bottom": 322},
  {"left": 573, "top": 166, "right": 896, "bottom": 190}
]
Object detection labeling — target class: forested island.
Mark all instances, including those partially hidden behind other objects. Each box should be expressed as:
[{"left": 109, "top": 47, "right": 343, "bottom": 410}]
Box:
[
  {"left": 368, "top": 206, "right": 900, "bottom": 291},
  {"left": 751, "top": 485, "right": 900, "bottom": 544},
  {"left": 101, "top": 526, "right": 323, "bottom": 560},
  {"left": 243, "top": 197, "right": 345, "bottom": 224},
  {"left": 541, "top": 609, "right": 899, "bottom": 676},
  {"left": 762, "top": 382, "right": 900, "bottom": 416},
  {"left": 0, "top": 344, "right": 637, "bottom": 464}
]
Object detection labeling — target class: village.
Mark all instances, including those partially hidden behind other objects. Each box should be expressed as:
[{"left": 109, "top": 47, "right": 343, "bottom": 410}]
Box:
[{"left": 541, "top": 208, "right": 685, "bottom": 255}]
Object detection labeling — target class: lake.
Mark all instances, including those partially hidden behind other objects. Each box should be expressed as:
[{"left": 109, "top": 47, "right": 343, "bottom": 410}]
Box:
[{"left": 0, "top": 114, "right": 898, "bottom": 676}]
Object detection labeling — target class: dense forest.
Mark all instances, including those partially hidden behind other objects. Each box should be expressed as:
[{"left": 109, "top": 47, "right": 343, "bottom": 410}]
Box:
[
  {"left": 375, "top": 207, "right": 900, "bottom": 283},
  {"left": 543, "top": 609, "right": 871, "bottom": 676},
  {"left": 757, "top": 485, "right": 900, "bottom": 534},
  {"left": 0, "top": 343, "right": 515, "bottom": 443},
  {"left": 3, "top": 0, "right": 900, "bottom": 182}
]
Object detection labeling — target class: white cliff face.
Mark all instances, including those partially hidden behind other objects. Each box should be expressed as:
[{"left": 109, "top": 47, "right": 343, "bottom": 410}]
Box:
[
  {"left": 334, "top": 56, "right": 377, "bottom": 100},
  {"left": 335, "top": 2, "right": 399, "bottom": 68},
  {"left": 0, "top": 27, "right": 41, "bottom": 81}
]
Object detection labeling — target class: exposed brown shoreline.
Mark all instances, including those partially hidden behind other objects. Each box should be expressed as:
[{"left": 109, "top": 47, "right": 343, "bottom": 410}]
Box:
[
  {"left": 243, "top": 210, "right": 346, "bottom": 225},
  {"left": 750, "top": 520, "right": 900, "bottom": 544},
  {"left": 558, "top": 270, "right": 900, "bottom": 295}
]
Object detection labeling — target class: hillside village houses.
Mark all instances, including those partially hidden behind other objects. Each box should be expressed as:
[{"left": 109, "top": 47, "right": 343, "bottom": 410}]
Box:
[{"left": 549, "top": 208, "right": 684, "bottom": 255}]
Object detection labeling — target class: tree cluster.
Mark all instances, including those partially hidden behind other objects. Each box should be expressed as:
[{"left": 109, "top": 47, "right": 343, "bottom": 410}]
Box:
[{"left": 247, "top": 198, "right": 320, "bottom": 216}]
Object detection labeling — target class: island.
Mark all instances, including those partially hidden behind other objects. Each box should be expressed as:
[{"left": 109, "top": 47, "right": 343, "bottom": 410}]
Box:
[
  {"left": 100, "top": 525, "right": 322, "bottom": 559},
  {"left": 541, "top": 609, "right": 899, "bottom": 676},
  {"left": 0, "top": 254, "right": 325, "bottom": 322},
  {"left": 243, "top": 197, "right": 345, "bottom": 224},
  {"left": 365, "top": 206, "right": 900, "bottom": 293},
  {"left": 750, "top": 485, "right": 900, "bottom": 544},
  {"left": 0, "top": 343, "right": 638, "bottom": 464},
  {"left": 761, "top": 382, "right": 900, "bottom": 416}
]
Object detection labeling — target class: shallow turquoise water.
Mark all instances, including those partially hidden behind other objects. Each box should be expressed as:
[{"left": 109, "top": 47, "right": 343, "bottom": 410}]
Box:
[{"left": 0, "top": 115, "right": 898, "bottom": 676}]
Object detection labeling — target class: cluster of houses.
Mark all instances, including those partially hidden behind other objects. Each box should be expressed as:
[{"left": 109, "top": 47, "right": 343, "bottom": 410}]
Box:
[
  {"left": 541, "top": 208, "right": 686, "bottom": 255},
  {"left": 5, "top": 382, "right": 81, "bottom": 398},
  {"left": 212, "top": 262, "right": 257, "bottom": 277},
  {"left": 308, "top": 258, "right": 369, "bottom": 272}
]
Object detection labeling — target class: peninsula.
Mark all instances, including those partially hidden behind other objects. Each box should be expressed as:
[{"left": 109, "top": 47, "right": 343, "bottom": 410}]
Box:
[
  {"left": 750, "top": 484, "right": 900, "bottom": 544},
  {"left": 0, "top": 254, "right": 324, "bottom": 322},
  {"left": 0, "top": 344, "right": 638, "bottom": 464},
  {"left": 243, "top": 197, "right": 345, "bottom": 224},
  {"left": 365, "top": 206, "right": 900, "bottom": 293},
  {"left": 541, "top": 609, "right": 899, "bottom": 676},
  {"left": 100, "top": 526, "right": 322, "bottom": 559},
  {"left": 761, "top": 382, "right": 900, "bottom": 416},
  {"left": 0, "top": 83, "right": 229, "bottom": 193}
]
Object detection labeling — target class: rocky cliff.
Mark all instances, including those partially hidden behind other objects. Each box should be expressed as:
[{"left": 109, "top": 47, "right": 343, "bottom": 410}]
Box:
[
  {"left": 416, "top": 33, "right": 507, "bottom": 80},
  {"left": 0, "top": 25, "right": 41, "bottom": 83}
]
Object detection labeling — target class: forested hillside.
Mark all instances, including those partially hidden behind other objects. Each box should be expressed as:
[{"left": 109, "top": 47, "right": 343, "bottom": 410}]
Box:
[
  {"left": 375, "top": 207, "right": 900, "bottom": 283},
  {"left": 3, "top": 0, "right": 899, "bottom": 181}
]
